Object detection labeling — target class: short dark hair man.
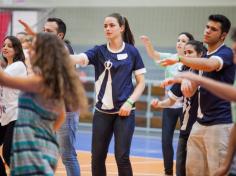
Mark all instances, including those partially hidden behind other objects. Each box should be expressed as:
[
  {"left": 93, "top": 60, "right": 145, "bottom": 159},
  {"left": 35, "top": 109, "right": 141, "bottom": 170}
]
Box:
[
  {"left": 43, "top": 18, "right": 80, "bottom": 175},
  {"left": 44, "top": 18, "right": 66, "bottom": 39},
  {"left": 161, "top": 14, "right": 235, "bottom": 176},
  {"left": 43, "top": 18, "right": 74, "bottom": 54}
]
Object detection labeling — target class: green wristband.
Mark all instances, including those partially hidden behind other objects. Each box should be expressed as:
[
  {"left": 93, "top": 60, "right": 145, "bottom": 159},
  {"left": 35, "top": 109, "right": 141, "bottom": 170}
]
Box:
[
  {"left": 178, "top": 55, "right": 182, "bottom": 62},
  {"left": 126, "top": 98, "right": 134, "bottom": 106}
]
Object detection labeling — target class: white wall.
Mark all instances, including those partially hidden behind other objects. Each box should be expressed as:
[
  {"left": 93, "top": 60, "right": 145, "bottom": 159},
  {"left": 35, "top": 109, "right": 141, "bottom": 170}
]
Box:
[
  {"left": 1, "top": 0, "right": 236, "bottom": 8},
  {"left": 51, "top": 7, "right": 236, "bottom": 47},
  {"left": 12, "top": 11, "right": 38, "bottom": 35}
]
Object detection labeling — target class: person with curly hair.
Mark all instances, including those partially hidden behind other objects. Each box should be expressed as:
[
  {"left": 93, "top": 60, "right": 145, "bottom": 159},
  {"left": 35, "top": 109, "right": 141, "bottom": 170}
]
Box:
[{"left": 6, "top": 33, "right": 87, "bottom": 175}]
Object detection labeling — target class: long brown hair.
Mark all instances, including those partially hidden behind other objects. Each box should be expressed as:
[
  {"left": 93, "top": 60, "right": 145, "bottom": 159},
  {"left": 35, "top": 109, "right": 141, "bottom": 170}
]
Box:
[{"left": 32, "top": 33, "right": 88, "bottom": 111}]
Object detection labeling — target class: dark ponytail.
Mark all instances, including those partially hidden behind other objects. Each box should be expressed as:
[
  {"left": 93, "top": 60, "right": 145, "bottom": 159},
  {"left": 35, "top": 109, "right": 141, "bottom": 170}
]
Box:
[{"left": 107, "top": 13, "right": 135, "bottom": 45}]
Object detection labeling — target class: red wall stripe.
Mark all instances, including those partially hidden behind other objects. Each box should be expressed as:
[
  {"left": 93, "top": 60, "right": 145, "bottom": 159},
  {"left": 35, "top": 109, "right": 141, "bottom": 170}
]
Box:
[{"left": 0, "top": 11, "right": 12, "bottom": 44}]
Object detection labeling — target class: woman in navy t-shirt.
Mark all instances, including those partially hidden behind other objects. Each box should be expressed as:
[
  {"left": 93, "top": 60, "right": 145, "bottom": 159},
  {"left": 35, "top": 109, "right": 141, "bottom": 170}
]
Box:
[{"left": 72, "top": 13, "right": 146, "bottom": 176}]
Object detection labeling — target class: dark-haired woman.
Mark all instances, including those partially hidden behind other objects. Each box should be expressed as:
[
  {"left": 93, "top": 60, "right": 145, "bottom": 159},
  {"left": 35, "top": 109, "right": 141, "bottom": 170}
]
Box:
[
  {"left": 72, "top": 13, "right": 146, "bottom": 176},
  {"left": 153, "top": 40, "right": 206, "bottom": 176},
  {"left": 0, "top": 33, "right": 89, "bottom": 175},
  {"left": 140, "top": 32, "right": 194, "bottom": 176},
  {"left": 0, "top": 36, "right": 27, "bottom": 175}
]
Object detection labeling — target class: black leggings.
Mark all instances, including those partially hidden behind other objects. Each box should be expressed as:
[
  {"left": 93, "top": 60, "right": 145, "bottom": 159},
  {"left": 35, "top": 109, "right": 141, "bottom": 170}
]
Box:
[{"left": 0, "top": 121, "right": 15, "bottom": 176}]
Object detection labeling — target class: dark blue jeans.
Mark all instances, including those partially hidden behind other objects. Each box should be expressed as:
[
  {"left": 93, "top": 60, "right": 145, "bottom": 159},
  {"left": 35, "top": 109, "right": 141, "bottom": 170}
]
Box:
[
  {"left": 162, "top": 108, "right": 183, "bottom": 175},
  {"left": 92, "top": 110, "right": 135, "bottom": 176},
  {"left": 176, "top": 136, "right": 187, "bottom": 176}
]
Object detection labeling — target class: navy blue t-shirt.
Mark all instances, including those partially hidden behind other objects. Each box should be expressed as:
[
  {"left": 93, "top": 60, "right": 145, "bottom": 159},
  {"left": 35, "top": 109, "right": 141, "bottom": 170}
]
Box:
[
  {"left": 197, "top": 45, "right": 235, "bottom": 125},
  {"left": 84, "top": 42, "right": 146, "bottom": 113},
  {"left": 169, "top": 79, "right": 198, "bottom": 139}
]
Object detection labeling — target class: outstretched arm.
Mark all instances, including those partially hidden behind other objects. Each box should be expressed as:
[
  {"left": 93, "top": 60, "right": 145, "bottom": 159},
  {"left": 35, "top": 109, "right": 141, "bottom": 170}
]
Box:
[
  {"left": 160, "top": 77, "right": 197, "bottom": 98},
  {"left": 18, "top": 19, "right": 36, "bottom": 36},
  {"left": 160, "top": 56, "right": 221, "bottom": 72},
  {"left": 140, "top": 35, "right": 161, "bottom": 61},
  {"left": 70, "top": 53, "right": 89, "bottom": 67},
  {"left": 160, "top": 77, "right": 183, "bottom": 88},
  {"left": 0, "top": 69, "right": 43, "bottom": 93},
  {"left": 177, "top": 72, "right": 236, "bottom": 101}
]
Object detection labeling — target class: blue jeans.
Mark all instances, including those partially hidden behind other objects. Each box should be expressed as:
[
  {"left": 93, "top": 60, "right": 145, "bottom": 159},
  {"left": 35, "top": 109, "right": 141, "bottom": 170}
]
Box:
[
  {"left": 92, "top": 110, "right": 135, "bottom": 176},
  {"left": 176, "top": 136, "right": 187, "bottom": 176},
  {"left": 57, "top": 112, "right": 80, "bottom": 176},
  {"left": 162, "top": 108, "right": 182, "bottom": 175}
]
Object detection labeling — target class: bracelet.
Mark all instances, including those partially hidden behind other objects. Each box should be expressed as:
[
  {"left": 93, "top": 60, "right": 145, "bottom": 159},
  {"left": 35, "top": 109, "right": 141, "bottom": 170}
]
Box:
[
  {"left": 177, "top": 55, "right": 182, "bottom": 62},
  {"left": 126, "top": 98, "right": 134, "bottom": 106}
]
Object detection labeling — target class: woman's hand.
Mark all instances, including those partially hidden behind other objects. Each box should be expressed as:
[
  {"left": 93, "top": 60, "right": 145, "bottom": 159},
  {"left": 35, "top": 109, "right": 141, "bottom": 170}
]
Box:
[
  {"left": 140, "top": 35, "right": 151, "bottom": 46},
  {"left": 151, "top": 98, "right": 160, "bottom": 109},
  {"left": 18, "top": 19, "right": 36, "bottom": 36},
  {"left": 118, "top": 101, "right": 133, "bottom": 117},
  {"left": 175, "top": 71, "right": 201, "bottom": 84},
  {"left": 180, "top": 78, "right": 197, "bottom": 97},
  {"left": 160, "top": 77, "right": 182, "bottom": 88},
  {"left": 159, "top": 58, "right": 178, "bottom": 66}
]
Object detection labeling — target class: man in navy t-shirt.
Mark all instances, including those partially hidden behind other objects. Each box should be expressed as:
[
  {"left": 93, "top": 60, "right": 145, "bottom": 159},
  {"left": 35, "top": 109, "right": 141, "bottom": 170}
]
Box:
[{"left": 161, "top": 14, "right": 235, "bottom": 176}]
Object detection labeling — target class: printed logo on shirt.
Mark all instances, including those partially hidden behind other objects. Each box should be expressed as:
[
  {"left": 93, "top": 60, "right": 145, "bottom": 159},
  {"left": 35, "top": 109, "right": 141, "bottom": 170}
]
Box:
[
  {"left": 104, "top": 60, "right": 113, "bottom": 70},
  {"left": 0, "top": 105, "right": 6, "bottom": 118}
]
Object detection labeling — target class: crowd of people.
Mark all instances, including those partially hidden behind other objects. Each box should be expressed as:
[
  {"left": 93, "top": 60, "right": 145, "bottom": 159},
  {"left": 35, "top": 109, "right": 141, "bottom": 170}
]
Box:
[{"left": 0, "top": 12, "right": 236, "bottom": 176}]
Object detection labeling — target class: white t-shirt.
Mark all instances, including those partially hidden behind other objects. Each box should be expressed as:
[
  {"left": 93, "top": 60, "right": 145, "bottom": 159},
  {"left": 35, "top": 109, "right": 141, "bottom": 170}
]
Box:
[
  {"left": 159, "top": 52, "right": 183, "bottom": 109},
  {"left": 0, "top": 61, "right": 27, "bottom": 126}
]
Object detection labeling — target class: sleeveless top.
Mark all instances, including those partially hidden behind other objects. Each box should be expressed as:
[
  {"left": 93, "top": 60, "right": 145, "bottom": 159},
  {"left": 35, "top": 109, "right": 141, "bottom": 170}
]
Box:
[{"left": 10, "top": 92, "right": 59, "bottom": 176}]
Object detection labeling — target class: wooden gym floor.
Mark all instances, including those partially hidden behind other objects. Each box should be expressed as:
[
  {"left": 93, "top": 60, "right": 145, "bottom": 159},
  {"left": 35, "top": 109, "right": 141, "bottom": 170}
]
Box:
[{"left": 55, "top": 151, "right": 168, "bottom": 176}]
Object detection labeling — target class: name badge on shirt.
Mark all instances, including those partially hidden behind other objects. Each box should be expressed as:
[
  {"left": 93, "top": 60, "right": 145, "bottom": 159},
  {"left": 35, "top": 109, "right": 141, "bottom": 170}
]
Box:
[{"left": 117, "top": 53, "right": 128, "bottom": 60}]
